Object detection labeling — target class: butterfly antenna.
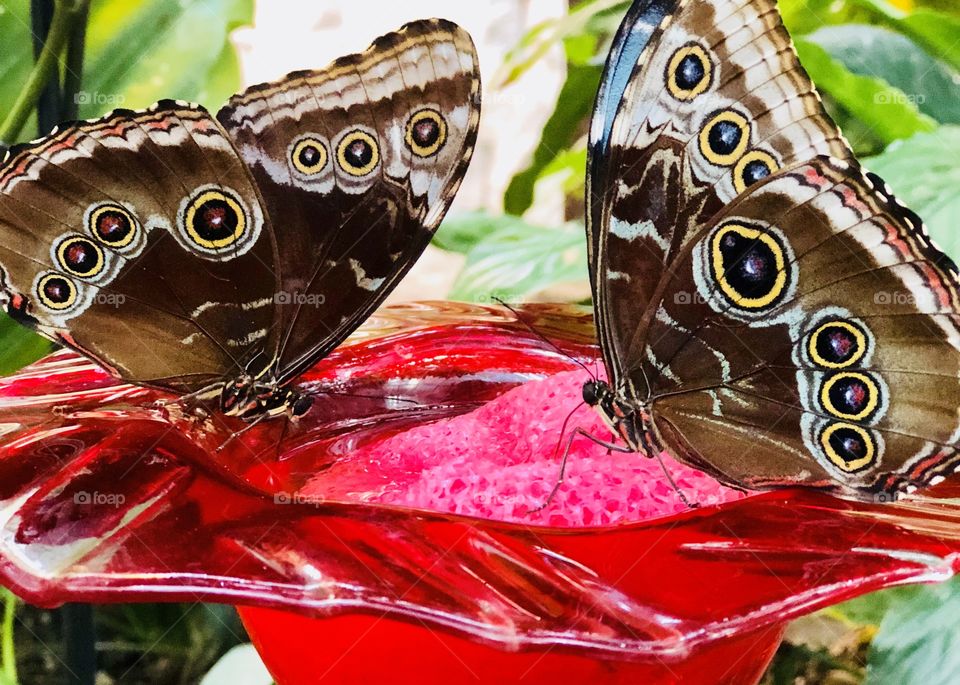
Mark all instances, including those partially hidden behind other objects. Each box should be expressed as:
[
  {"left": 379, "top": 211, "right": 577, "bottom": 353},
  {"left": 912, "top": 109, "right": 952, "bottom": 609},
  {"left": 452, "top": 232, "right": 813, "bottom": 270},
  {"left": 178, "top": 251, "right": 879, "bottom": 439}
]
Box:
[
  {"left": 304, "top": 387, "right": 422, "bottom": 407},
  {"left": 492, "top": 296, "right": 596, "bottom": 381}
]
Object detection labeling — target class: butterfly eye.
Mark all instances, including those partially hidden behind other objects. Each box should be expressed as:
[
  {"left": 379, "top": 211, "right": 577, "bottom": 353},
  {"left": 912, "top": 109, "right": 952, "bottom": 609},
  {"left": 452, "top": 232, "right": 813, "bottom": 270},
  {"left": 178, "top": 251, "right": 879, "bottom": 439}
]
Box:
[
  {"left": 405, "top": 108, "right": 447, "bottom": 158},
  {"left": 666, "top": 43, "right": 713, "bottom": 100},
  {"left": 55, "top": 236, "right": 105, "bottom": 279},
  {"left": 336, "top": 130, "right": 380, "bottom": 177},
  {"left": 820, "top": 372, "right": 880, "bottom": 422},
  {"left": 291, "top": 137, "right": 329, "bottom": 176},
  {"left": 36, "top": 273, "right": 77, "bottom": 311},
  {"left": 709, "top": 222, "right": 790, "bottom": 310},
  {"left": 88, "top": 203, "right": 137, "bottom": 248},
  {"left": 819, "top": 422, "right": 877, "bottom": 473},
  {"left": 699, "top": 110, "right": 750, "bottom": 166},
  {"left": 182, "top": 188, "right": 248, "bottom": 251},
  {"left": 733, "top": 150, "right": 779, "bottom": 193},
  {"left": 809, "top": 320, "right": 868, "bottom": 369}
]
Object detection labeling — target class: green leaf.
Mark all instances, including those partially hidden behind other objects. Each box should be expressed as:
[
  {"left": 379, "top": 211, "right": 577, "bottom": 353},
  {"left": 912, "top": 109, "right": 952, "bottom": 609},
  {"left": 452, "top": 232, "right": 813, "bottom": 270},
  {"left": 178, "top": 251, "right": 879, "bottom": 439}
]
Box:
[
  {"left": 0, "top": 316, "right": 50, "bottom": 376},
  {"left": 794, "top": 37, "right": 938, "bottom": 145},
  {"left": 866, "top": 577, "right": 960, "bottom": 685},
  {"left": 897, "top": 10, "right": 960, "bottom": 71},
  {"left": 864, "top": 126, "right": 960, "bottom": 258},
  {"left": 781, "top": 0, "right": 960, "bottom": 71},
  {"left": 0, "top": 0, "right": 33, "bottom": 128},
  {"left": 808, "top": 25, "right": 960, "bottom": 125},
  {"left": 497, "top": 0, "right": 627, "bottom": 86},
  {"left": 80, "top": 0, "right": 253, "bottom": 116},
  {"left": 780, "top": 0, "right": 867, "bottom": 36},
  {"left": 833, "top": 585, "right": 922, "bottom": 626},
  {"left": 503, "top": 64, "right": 600, "bottom": 216},
  {"left": 448, "top": 215, "right": 587, "bottom": 302},
  {"left": 433, "top": 212, "right": 533, "bottom": 254},
  {"left": 852, "top": 1, "right": 960, "bottom": 71},
  {"left": 540, "top": 144, "right": 589, "bottom": 198}
]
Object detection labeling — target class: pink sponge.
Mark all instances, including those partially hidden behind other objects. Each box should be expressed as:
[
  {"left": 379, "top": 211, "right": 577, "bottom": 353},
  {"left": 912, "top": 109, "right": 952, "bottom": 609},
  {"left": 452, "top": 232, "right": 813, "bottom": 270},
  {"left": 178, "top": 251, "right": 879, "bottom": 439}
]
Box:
[{"left": 303, "top": 371, "right": 744, "bottom": 526}]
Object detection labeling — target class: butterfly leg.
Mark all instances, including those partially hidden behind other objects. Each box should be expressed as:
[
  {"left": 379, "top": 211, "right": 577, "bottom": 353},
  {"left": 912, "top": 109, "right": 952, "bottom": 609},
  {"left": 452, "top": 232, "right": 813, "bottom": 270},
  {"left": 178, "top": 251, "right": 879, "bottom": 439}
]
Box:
[
  {"left": 215, "top": 412, "right": 271, "bottom": 453},
  {"left": 158, "top": 383, "right": 221, "bottom": 419},
  {"left": 652, "top": 451, "right": 699, "bottom": 510},
  {"left": 529, "top": 427, "right": 633, "bottom": 515}
]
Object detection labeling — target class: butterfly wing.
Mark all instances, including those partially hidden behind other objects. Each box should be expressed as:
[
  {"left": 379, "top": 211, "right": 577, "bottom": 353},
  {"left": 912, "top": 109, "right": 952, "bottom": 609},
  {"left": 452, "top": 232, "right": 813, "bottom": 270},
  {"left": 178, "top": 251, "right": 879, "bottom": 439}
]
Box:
[
  {"left": 590, "top": 0, "right": 960, "bottom": 499},
  {"left": 587, "top": 0, "right": 852, "bottom": 393},
  {"left": 217, "top": 19, "right": 481, "bottom": 383},
  {"left": 0, "top": 103, "right": 279, "bottom": 393}
]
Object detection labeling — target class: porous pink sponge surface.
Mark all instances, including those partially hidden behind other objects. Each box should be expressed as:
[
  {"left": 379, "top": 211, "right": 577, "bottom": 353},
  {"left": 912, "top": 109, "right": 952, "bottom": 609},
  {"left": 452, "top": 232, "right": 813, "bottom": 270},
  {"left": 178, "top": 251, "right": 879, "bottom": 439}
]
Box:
[{"left": 303, "top": 370, "right": 744, "bottom": 526}]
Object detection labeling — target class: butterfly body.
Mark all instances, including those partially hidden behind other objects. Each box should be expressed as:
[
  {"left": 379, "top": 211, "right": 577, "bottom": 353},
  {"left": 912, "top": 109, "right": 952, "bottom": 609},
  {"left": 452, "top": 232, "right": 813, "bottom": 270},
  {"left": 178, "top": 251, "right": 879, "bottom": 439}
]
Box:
[
  {"left": 585, "top": 0, "right": 960, "bottom": 501},
  {"left": 0, "top": 20, "right": 481, "bottom": 423},
  {"left": 582, "top": 379, "right": 663, "bottom": 457},
  {"left": 218, "top": 364, "right": 313, "bottom": 420}
]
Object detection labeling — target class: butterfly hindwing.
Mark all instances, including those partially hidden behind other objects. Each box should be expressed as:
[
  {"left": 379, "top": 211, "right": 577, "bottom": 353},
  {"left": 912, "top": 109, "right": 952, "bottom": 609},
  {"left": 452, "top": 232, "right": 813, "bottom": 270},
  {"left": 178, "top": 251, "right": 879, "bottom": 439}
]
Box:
[
  {"left": 0, "top": 103, "right": 279, "bottom": 392},
  {"left": 649, "top": 158, "right": 960, "bottom": 495},
  {"left": 217, "top": 19, "right": 481, "bottom": 382}
]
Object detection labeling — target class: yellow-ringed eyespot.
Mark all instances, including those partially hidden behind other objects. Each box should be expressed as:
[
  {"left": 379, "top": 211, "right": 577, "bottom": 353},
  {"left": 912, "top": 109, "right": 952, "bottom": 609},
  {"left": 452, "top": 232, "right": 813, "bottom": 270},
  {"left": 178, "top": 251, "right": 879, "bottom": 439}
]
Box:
[
  {"left": 733, "top": 150, "right": 779, "bottom": 194},
  {"left": 291, "top": 137, "right": 329, "bottom": 176},
  {"left": 336, "top": 130, "right": 380, "bottom": 177},
  {"left": 710, "top": 222, "right": 788, "bottom": 309},
  {"left": 183, "top": 188, "right": 248, "bottom": 251},
  {"left": 36, "top": 273, "right": 77, "bottom": 311},
  {"left": 405, "top": 108, "right": 447, "bottom": 158},
  {"left": 55, "top": 236, "right": 105, "bottom": 279},
  {"left": 820, "top": 422, "right": 876, "bottom": 473},
  {"left": 699, "top": 110, "right": 751, "bottom": 166},
  {"left": 666, "top": 43, "right": 713, "bottom": 101},
  {"left": 88, "top": 203, "right": 137, "bottom": 248},
  {"left": 808, "top": 320, "right": 868, "bottom": 369},
  {"left": 820, "top": 372, "right": 880, "bottom": 422}
]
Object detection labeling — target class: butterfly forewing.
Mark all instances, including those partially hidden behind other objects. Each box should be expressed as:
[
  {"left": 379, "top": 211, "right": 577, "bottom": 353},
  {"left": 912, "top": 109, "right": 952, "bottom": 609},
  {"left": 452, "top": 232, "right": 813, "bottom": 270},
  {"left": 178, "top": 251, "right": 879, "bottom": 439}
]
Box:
[
  {"left": 217, "top": 19, "right": 481, "bottom": 383},
  {"left": 587, "top": 0, "right": 853, "bottom": 395}
]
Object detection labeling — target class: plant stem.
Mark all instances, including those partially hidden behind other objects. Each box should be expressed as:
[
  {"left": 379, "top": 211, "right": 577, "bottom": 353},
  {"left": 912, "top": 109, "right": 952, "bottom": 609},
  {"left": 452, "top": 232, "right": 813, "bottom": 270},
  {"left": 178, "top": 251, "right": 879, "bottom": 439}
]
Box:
[
  {"left": 61, "top": 0, "right": 90, "bottom": 121},
  {"left": 0, "top": 0, "right": 74, "bottom": 145},
  {"left": 31, "top": 0, "right": 61, "bottom": 136},
  {"left": 62, "top": 604, "right": 95, "bottom": 685},
  {"left": 1, "top": 589, "right": 18, "bottom": 685}
]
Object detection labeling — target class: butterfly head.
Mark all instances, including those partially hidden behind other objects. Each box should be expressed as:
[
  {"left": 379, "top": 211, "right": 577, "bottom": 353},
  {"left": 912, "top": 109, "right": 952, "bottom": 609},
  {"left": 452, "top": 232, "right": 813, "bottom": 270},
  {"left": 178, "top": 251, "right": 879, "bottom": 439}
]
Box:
[{"left": 581, "top": 380, "right": 610, "bottom": 408}]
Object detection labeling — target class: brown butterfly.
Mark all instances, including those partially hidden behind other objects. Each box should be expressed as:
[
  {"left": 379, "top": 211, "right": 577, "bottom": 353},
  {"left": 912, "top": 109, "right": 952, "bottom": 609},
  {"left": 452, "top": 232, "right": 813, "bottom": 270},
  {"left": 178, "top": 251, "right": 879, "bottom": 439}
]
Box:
[
  {"left": 582, "top": 0, "right": 959, "bottom": 502},
  {"left": 0, "top": 19, "right": 481, "bottom": 421}
]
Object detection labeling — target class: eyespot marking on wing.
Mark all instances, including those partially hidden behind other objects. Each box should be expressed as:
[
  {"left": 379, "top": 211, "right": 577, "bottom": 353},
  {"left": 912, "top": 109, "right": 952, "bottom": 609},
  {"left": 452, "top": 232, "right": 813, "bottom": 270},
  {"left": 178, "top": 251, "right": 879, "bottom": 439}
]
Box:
[
  {"left": 290, "top": 136, "right": 330, "bottom": 176},
  {"left": 405, "top": 108, "right": 448, "bottom": 158},
  {"left": 699, "top": 110, "right": 750, "bottom": 167},
  {"left": 666, "top": 42, "right": 713, "bottom": 101},
  {"left": 336, "top": 129, "right": 380, "bottom": 177}
]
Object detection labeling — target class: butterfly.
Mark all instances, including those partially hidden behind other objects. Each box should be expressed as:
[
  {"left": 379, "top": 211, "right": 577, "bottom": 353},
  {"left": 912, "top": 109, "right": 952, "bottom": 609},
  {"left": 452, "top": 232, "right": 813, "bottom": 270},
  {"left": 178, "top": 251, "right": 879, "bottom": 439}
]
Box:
[
  {"left": 0, "top": 20, "right": 481, "bottom": 422},
  {"left": 582, "top": 0, "right": 960, "bottom": 502}
]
